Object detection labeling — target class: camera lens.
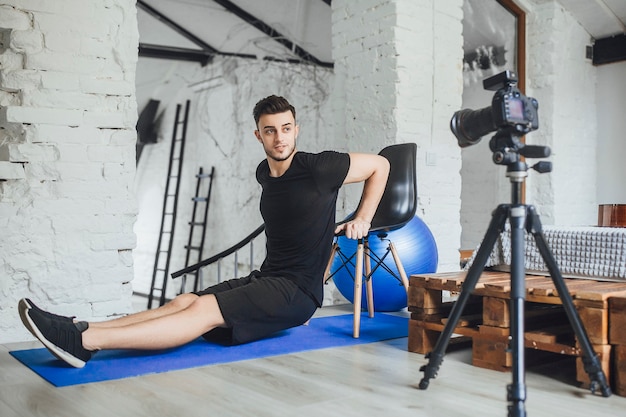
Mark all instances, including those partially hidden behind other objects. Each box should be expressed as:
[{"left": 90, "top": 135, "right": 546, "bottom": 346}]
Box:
[{"left": 450, "top": 107, "right": 497, "bottom": 148}]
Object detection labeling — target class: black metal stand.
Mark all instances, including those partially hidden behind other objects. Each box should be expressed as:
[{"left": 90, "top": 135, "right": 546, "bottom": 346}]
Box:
[{"left": 418, "top": 155, "right": 611, "bottom": 417}]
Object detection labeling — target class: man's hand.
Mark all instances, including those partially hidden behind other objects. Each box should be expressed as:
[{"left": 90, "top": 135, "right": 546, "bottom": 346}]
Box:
[
  {"left": 335, "top": 218, "right": 371, "bottom": 240},
  {"left": 338, "top": 153, "right": 388, "bottom": 240}
]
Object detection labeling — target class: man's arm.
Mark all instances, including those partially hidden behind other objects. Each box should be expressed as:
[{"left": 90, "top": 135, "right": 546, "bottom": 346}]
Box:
[{"left": 335, "top": 153, "right": 390, "bottom": 239}]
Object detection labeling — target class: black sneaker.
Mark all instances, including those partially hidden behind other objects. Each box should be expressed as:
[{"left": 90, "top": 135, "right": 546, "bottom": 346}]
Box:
[
  {"left": 18, "top": 298, "right": 74, "bottom": 337},
  {"left": 19, "top": 298, "right": 92, "bottom": 368}
]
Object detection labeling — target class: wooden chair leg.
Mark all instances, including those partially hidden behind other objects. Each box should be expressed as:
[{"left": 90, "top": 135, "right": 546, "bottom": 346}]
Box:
[
  {"left": 364, "top": 240, "right": 374, "bottom": 318},
  {"left": 353, "top": 238, "right": 365, "bottom": 338},
  {"left": 389, "top": 241, "right": 409, "bottom": 291}
]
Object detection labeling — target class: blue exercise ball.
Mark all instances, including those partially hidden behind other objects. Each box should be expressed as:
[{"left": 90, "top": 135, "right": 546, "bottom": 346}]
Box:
[{"left": 330, "top": 215, "right": 438, "bottom": 312}]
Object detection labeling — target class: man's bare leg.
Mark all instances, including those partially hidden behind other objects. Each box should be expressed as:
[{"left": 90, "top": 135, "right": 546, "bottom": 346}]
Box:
[
  {"left": 18, "top": 294, "right": 225, "bottom": 368},
  {"left": 89, "top": 293, "right": 199, "bottom": 329},
  {"left": 82, "top": 294, "right": 225, "bottom": 351}
]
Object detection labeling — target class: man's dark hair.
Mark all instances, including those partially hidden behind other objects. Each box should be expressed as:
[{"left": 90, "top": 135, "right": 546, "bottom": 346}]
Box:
[{"left": 253, "top": 95, "right": 296, "bottom": 127}]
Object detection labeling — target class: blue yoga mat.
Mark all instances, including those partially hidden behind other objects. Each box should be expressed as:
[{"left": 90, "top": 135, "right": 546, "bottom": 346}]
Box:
[{"left": 10, "top": 313, "right": 408, "bottom": 387}]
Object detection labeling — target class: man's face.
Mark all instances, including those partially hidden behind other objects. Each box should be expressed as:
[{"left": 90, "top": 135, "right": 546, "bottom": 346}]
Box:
[{"left": 255, "top": 111, "right": 298, "bottom": 162}]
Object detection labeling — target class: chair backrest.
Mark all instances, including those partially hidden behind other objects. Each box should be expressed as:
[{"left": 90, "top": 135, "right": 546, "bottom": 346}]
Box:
[{"left": 370, "top": 143, "right": 417, "bottom": 233}]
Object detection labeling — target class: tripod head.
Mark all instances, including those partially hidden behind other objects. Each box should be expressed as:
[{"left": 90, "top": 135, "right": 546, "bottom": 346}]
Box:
[{"left": 489, "top": 127, "right": 552, "bottom": 182}]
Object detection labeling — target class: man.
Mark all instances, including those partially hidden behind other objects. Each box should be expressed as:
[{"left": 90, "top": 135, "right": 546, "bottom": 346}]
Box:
[{"left": 18, "top": 95, "right": 390, "bottom": 368}]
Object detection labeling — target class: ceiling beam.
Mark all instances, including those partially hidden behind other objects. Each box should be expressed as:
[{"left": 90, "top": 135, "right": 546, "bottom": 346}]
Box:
[
  {"left": 138, "top": 43, "right": 326, "bottom": 68},
  {"left": 137, "top": 0, "right": 333, "bottom": 68},
  {"left": 213, "top": 0, "right": 333, "bottom": 68},
  {"left": 137, "top": 0, "right": 219, "bottom": 53},
  {"left": 138, "top": 44, "right": 216, "bottom": 65}
]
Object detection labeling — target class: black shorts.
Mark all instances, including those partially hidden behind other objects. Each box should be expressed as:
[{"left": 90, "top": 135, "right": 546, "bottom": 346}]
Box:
[{"left": 192, "top": 271, "right": 317, "bottom": 345}]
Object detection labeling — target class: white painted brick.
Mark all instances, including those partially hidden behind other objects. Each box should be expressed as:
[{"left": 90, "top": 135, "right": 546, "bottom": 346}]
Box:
[
  {"left": 332, "top": 16, "right": 358, "bottom": 38},
  {"left": 2, "top": 0, "right": 90, "bottom": 16},
  {"left": 6, "top": 143, "right": 58, "bottom": 162},
  {"left": 4, "top": 247, "right": 54, "bottom": 279},
  {"left": 0, "top": 90, "right": 20, "bottom": 106},
  {"left": 345, "top": 25, "right": 383, "bottom": 44},
  {"left": 53, "top": 178, "right": 129, "bottom": 198},
  {"left": 21, "top": 90, "right": 101, "bottom": 111},
  {"left": 33, "top": 197, "right": 105, "bottom": 214},
  {"left": 33, "top": 12, "right": 110, "bottom": 38},
  {"left": 108, "top": 129, "right": 136, "bottom": 146},
  {"left": 105, "top": 95, "right": 136, "bottom": 113},
  {"left": 87, "top": 144, "right": 132, "bottom": 163},
  {"left": 362, "top": 5, "right": 395, "bottom": 24},
  {"left": 43, "top": 31, "right": 82, "bottom": 54},
  {"left": 0, "top": 201, "right": 19, "bottom": 230},
  {"left": 346, "top": 0, "right": 392, "bottom": 16},
  {"left": 52, "top": 213, "right": 134, "bottom": 234},
  {"left": 80, "top": 77, "right": 133, "bottom": 96},
  {"left": 80, "top": 38, "right": 116, "bottom": 60},
  {"left": 0, "top": 49, "right": 24, "bottom": 71},
  {"left": 25, "top": 51, "right": 105, "bottom": 74},
  {"left": 40, "top": 71, "right": 80, "bottom": 90},
  {"left": 2, "top": 106, "right": 83, "bottom": 126},
  {"left": 82, "top": 109, "right": 136, "bottom": 129},
  {"left": 55, "top": 143, "right": 88, "bottom": 162},
  {"left": 91, "top": 284, "right": 134, "bottom": 317},
  {"left": 362, "top": 30, "right": 394, "bottom": 49},
  {"left": 25, "top": 125, "right": 104, "bottom": 144},
  {"left": 23, "top": 161, "right": 60, "bottom": 181},
  {"left": 0, "top": 161, "right": 26, "bottom": 179},
  {"left": 0, "top": 69, "right": 41, "bottom": 92},
  {"left": 0, "top": 6, "right": 31, "bottom": 30},
  {"left": 89, "top": 232, "right": 136, "bottom": 251},
  {"left": 105, "top": 197, "right": 137, "bottom": 215},
  {"left": 55, "top": 162, "right": 103, "bottom": 181},
  {"left": 333, "top": 39, "right": 365, "bottom": 59},
  {"left": 434, "top": 0, "right": 461, "bottom": 18},
  {"left": 10, "top": 29, "right": 44, "bottom": 54}
]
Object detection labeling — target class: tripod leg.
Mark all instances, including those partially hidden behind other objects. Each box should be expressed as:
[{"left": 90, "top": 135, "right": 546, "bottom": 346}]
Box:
[
  {"left": 419, "top": 204, "right": 510, "bottom": 390},
  {"left": 526, "top": 206, "right": 611, "bottom": 397},
  {"left": 507, "top": 205, "right": 527, "bottom": 417}
]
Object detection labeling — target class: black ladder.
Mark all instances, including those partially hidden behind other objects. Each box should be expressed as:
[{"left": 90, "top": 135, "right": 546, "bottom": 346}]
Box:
[
  {"left": 179, "top": 166, "right": 215, "bottom": 294},
  {"left": 147, "top": 100, "right": 190, "bottom": 309}
]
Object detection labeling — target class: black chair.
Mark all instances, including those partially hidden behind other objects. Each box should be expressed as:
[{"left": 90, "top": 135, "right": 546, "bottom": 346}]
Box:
[{"left": 324, "top": 143, "right": 418, "bottom": 338}]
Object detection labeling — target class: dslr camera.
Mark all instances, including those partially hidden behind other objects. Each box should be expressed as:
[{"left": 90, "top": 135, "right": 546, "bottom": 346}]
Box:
[{"left": 450, "top": 70, "right": 539, "bottom": 149}]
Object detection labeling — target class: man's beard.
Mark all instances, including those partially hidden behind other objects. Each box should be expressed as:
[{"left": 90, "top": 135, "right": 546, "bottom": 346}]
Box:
[{"left": 265, "top": 142, "right": 296, "bottom": 162}]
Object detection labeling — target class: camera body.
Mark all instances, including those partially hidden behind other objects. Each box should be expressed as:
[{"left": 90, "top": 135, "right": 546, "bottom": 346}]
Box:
[{"left": 451, "top": 70, "right": 539, "bottom": 148}]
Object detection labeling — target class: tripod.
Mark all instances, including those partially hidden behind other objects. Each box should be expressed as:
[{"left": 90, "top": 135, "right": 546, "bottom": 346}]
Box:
[{"left": 418, "top": 138, "right": 611, "bottom": 417}]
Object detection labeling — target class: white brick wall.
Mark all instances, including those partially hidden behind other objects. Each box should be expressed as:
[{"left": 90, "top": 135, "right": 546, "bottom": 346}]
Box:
[
  {"left": 526, "top": 0, "right": 598, "bottom": 226},
  {"left": 0, "top": 0, "right": 139, "bottom": 343},
  {"left": 332, "top": 0, "right": 463, "bottom": 272}
]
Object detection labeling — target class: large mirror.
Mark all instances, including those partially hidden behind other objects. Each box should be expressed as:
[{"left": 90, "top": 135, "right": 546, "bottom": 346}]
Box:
[{"left": 460, "top": 0, "right": 524, "bottom": 257}]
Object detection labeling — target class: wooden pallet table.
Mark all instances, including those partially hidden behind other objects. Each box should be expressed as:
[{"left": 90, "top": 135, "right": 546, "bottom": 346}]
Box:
[
  {"left": 610, "top": 297, "right": 626, "bottom": 396},
  {"left": 408, "top": 270, "right": 626, "bottom": 392}
]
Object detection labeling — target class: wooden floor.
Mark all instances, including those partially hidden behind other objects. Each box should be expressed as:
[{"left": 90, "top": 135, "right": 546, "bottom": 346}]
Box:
[{"left": 2, "top": 304, "right": 625, "bottom": 417}]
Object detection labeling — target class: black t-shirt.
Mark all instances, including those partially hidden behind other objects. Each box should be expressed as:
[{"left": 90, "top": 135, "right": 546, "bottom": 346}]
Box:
[{"left": 256, "top": 151, "right": 350, "bottom": 307}]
